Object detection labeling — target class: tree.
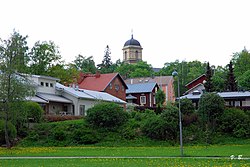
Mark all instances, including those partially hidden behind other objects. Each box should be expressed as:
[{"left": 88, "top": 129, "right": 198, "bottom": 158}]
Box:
[
  {"left": 238, "top": 70, "right": 250, "bottom": 91},
  {"left": 225, "top": 61, "right": 237, "bottom": 91},
  {"left": 198, "top": 93, "right": 225, "bottom": 143},
  {"left": 204, "top": 62, "right": 214, "bottom": 92},
  {"left": 73, "top": 55, "right": 97, "bottom": 73},
  {"left": 211, "top": 66, "right": 226, "bottom": 92},
  {"left": 232, "top": 47, "right": 250, "bottom": 78},
  {"left": 155, "top": 89, "right": 166, "bottom": 112},
  {"left": 97, "top": 45, "right": 113, "bottom": 73},
  {"left": 47, "top": 63, "right": 79, "bottom": 85},
  {"left": 29, "top": 41, "right": 62, "bottom": 75},
  {"left": 0, "top": 34, "right": 34, "bottom": 148},
  {"left": 115, "top": 61, "right": 154, "bottom": 78}
]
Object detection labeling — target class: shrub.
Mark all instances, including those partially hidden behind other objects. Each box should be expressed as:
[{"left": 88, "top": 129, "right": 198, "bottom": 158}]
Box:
[
  {"left": 71, "top": 128, "right": 100, "bottom": 145},
  {"left": 86, "top": 102, "right": 128, "bottom": 130},
  {"left": 198, "top": 92, "right": 225, "bottom": 130},
  {"left": 0, "top": 120, "right": 17, "bottom": 145},
  {"left": 219, "top": 108, "right": 250, "bottom": 138},
  {"left": 23, "top": 101, "right": 44, "bottom": 123},
  {"left": 142, "top": 104, "right": 179, "bottom": 141},
  {"left": 179, "top": 98, "right": 195, "bottom": 115}
]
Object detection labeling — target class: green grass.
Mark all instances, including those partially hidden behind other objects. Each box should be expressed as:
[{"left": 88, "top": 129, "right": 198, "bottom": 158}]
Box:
[
  {"left": 0, "top": 145, "right": 249, "bottom": 166},
  {"left": 0, "top": 145, "right": 249, "bottom": 157},
  {"left": 0, "top": 158, "right": 249, "bottom": 167}
]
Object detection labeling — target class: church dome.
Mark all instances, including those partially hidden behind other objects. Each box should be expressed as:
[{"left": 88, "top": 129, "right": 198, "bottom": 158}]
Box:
[{"left": 124, "top": 35, "right": 141, "bottom": 47}]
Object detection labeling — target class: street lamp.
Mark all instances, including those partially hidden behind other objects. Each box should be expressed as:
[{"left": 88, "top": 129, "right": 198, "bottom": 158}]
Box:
[{"left": 172, "top": 70, "right": 183, "bottom": 157}]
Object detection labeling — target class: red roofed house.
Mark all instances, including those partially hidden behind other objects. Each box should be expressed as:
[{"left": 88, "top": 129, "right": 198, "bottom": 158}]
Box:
[
  {"left": 185, "top": 74, "right": 206, "bottom": 95},
  {"left": 77, "top": 72, "right": 128, "bottom": 101}
]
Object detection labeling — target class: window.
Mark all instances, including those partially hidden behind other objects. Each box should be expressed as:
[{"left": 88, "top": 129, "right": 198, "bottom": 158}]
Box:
[
  {"left": 122, "top": 85, "right": 124, "bottom": 91},
  {"left": 40, "top": 82, "right": 44, "bottom": 86},
  {"left": 79, "top": 105, "right": 85, "bottom": 116},
  {"left": 45, "top": 82, "right": 49, "bottom": 87},
  {"left": 50, "top": 83, "right": 54, "bottom": 87},
  {"left": 153, "top": 96, "right": 156, "bottom": 104},
  {"left": 135, "top": 50, "right": 138, "bottom": 59},
  {"left": 140, "top": 96, "right": 146, "bottom": 105},
  {"left": 115, "top": 84, "right": 120, "bottom": 91},
  {"left": 109, "top": 83, "right": 112, "bottom": 89},
  {"left": 235, "top": 101, "right": 241, "bottom": 107}
]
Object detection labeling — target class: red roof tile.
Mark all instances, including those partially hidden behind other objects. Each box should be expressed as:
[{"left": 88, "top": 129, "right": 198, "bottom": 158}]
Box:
[{"left": 78, "top": 73, "right": 127, "bottom": 91}]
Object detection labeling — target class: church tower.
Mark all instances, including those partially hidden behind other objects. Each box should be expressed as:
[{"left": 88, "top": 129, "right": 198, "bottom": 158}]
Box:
[{"left": 122, "top": 34, "right": 143, "bottom": 64}]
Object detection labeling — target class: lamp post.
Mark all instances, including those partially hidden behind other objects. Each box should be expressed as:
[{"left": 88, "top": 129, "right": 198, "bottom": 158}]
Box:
[{"left": 172, "top": 70, "right": 183, "bottom": 157}]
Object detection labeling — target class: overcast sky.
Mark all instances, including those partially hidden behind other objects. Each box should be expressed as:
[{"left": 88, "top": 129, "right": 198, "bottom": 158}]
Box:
[{"left": 1, "top": 0, "right": 250, "bottom": 68}]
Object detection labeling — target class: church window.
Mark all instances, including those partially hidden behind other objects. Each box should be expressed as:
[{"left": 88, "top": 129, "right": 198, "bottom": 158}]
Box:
[{"left": 135, "top": 50, "right": 138, "bottom": 59}]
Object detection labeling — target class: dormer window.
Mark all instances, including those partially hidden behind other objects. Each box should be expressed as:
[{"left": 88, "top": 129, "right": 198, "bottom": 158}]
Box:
[{"left": 40, "top": 82, "right": 44, "bottom": 86}]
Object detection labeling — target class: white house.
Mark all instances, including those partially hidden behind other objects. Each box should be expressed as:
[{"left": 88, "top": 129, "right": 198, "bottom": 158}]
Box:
[
  {"left": 55, "top": 83, "right": 126, "bottom": 116},
  {"left": 27, "top": 74, "right": 126, "bottom": 116}
]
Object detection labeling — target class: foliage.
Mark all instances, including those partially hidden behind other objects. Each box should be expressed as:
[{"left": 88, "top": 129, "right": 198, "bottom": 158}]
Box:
[
  {"left": 142, "top": 104, "right": 178, "bottom": 141},
  {"left": 238, "top": 70, "right": 250, "bottom": 91},
  {"left": 97, "top": 45, "right": 114, "bottom": 73},
  {"left": 86, "top": 102, "right": 128, "bottom": 130},
  {"left": 115, "top": 61, "right": 154, "bottom": 78},
  {"left": 47, "top": 63, "right": 79, "bottom": 85},
  {"left": 179, "top": 98, "right": 195, "bottom": 115},
  {"left": 155, "top": 89, "right": 165, "bottom": 107},
  {"left": 232, "top": 47, "right": 250, "bottom": 78},
  {"left": 23, "top": 101, "right": 44, "bottom": 123},
  {"left": 0, "top": 120, "right": 17, "bottom": 145},
  {"left": 158, "top": 60, "right": 206, "bottom": 95},
  {"left": 73, "top": 55, "right": 97, "bottom": 73},
  {"left": 204, "top": 62, "right": 214, "bottom": 92},
  {"left": 198, "top": 93, "right": 225, "bottom": 133},
  {"left": 225, "top": 61, "right": 237, "bottom": 91},
  {"left": 211, "top": 66, "right": 226, "bottom": 92},
  {"left": 29, "top": 41, "right": 61, "bottom": 75},
  {"left": 0, "top": 32, "right": 35, "bottom": 148},
  {"left": 219, "top": 108, "right": 250, "bottom": 138}
]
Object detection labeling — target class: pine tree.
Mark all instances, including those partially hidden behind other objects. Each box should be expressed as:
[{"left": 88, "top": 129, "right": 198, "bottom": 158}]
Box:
[
  {"left": 204, "top": 62, "right": 214, "bottom": 92},
  {"left": 97, "top": 45, "right": 113, "bottom": 73},
  {"left": 225, "top": 61, "right": 237, "bottom": 91}
]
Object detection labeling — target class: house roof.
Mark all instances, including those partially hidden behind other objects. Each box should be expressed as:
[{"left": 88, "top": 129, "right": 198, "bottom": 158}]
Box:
[
  {"left": 31, "top": 75, "right": 60, "bottom": 81},
  {"left": 184, "top": 83, "right": 205, "bottom": 95},
  {"left": 180, "top": 91, "right": 250, "bottom": 100},
  {"left": 37, "top": 93, "right": 72, "bottom": 103},
  {"left": 126, "top": 94, "right": 137, "bottom": 100},
  {"left": 56, "top": 83, "right": 126, "bottom": 104},
  {"left": 124, "top": 76, "right": 173, "bottom": 86},
  {"left": 26, "top": 96, "right": 48, "bottom": 103},
  {"left": 78, "top": 73, "right": 128, "bottom": 91},
  {"left": 126, "top": 82, "right": 158, "bottom": 94},
  {"left": 185, "top": 74, "right": 206, "bottom": 87}
]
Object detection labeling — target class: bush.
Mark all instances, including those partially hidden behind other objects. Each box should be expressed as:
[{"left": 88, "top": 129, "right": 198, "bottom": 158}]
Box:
[
  {"left": 86, "top": 102, "right": 128, "bottom": 130},
  {"left": 71, "top": 128, "right": 100, "bottom": 145},
  {"left": 179, "top": 98, "right": 195, "bottom": 115},
  {"left": 142, "top": 104, "right": 179, "bottom": 141},
  {"left": 219, "top": 108, "right": 250, "bottom": 138},
  {"left": 198, "top": 92, "right": 225, "bottom": 131},
  {"left": 23, "top": 101, "right": 44, "bottom": 123},
  {"left": 0, "top": 120, "right": 17, "bottom": 145}
]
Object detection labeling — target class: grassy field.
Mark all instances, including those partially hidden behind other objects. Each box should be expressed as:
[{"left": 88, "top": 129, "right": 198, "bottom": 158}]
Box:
[
  {"left": 0, "top": 158, "right": 249, "bottom": 167},
  {"left": 0, "top": 145, "right": 249, "bottom": 166},
  {"left": 0, "top": 145, "right": 249, "bottom": 157}
]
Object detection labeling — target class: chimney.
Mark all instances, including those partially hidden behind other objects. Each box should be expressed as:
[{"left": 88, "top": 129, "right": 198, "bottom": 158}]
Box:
[
  {"left": 131, "top": 79, "right": 133, "bottom": 84},
  {"left": 95, "top": 71, "right": 101, "bottom": 78}
]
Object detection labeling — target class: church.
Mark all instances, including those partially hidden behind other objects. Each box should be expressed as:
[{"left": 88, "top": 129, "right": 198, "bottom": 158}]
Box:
[{"left": 122, "top": 34, "right": 143, "bottom": 64}]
